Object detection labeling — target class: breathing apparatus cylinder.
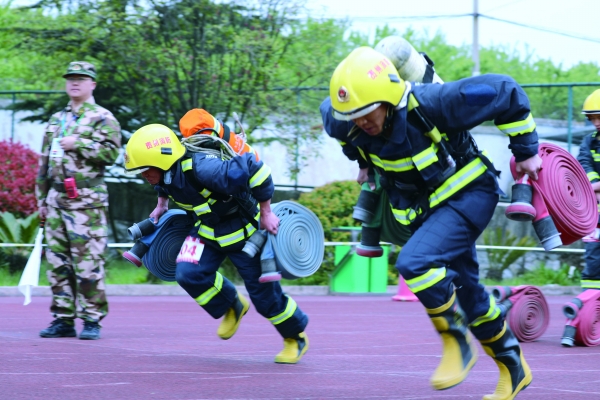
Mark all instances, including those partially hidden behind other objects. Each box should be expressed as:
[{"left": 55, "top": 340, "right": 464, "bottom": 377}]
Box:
[{"left": 374, "top": 36, "right": 443, "bottom": 84}]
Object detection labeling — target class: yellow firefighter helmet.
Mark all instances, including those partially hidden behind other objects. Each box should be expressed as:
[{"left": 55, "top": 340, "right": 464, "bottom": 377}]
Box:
[
  {"left": 124, "top": 124, "right": 186, "bottom": 172},
  {"left": 329, "top": 46, "right": 406, "bottom": 121},
  {"left": 582, "top": 89, "right": 600, "bottom": 115}
]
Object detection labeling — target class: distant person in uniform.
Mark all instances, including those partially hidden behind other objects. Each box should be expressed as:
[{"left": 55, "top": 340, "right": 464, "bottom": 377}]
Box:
[
  {"left": 577, "top": 88, "right": 600, "bottom": 291},
  {"left": 36, "top": 61, "right": 122, "bottom": 340}
]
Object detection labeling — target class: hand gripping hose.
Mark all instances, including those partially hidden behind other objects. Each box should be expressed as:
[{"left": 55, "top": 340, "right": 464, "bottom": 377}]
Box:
[
  {"left": 123, "top": 210, "right": 193, "bottom": 282},
  {"left": 561, "top": 289, "right": 600, "bottom": 347},
  {"left": 506, "top": 143, "right": 597, "bottom": 250},
  {"left": 492, "top": 285, "right": 550, "bottom": 342},
  {"left": 259, "top": 201, "right": 325, "bottom": 281}
]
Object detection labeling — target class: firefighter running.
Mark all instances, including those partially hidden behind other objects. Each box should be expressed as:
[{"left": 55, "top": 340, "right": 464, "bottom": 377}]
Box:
[{"left": 322, "top": 46, "right": 541, "bottom": 399}]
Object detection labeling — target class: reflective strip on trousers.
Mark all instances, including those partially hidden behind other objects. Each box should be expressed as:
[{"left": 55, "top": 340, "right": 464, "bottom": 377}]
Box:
[
  {"left": 470, "top": 294, "right": 501, "bottom": 328},
  {"left": 268, "top": 295, "right": 298, "bottom": 325},
  {"left": 194, "top": 272, "right": 224, "bottom": 306},
  {"left": 405, "top": 267, "right": 446, "bottom": 293}
]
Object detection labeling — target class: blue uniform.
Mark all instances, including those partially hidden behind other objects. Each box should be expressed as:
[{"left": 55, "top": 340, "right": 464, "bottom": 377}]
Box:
[
  {"left": 322, "top": 74, "right": 539, "bottom": 340},
  {"left": 577, "top": 132, "right": 600, "bottom": 290},
  {"left": 155, "top": 152, "right": 308, "bottom": 338}
]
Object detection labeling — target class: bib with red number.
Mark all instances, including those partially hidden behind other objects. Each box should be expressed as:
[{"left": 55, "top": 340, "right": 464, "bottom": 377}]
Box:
[{"left": 176, "top": 236, "right": 205, "bottom": 264}]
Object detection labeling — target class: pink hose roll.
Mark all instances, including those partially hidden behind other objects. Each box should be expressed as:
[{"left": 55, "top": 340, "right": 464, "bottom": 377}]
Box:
[
  {"left": 561, "top": 289, "right": 600, "bottom": 347},
  {"left": 492, "top": 285, "right": 550, "bottom": 342},
  {"left": 509, "top": 143, "right": 597, "bottom": 249}
]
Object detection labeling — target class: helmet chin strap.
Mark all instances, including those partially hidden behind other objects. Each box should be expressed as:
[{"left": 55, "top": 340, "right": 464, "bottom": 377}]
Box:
[
  {"left": 381, "top": 81, "right": 410, "bottom": 135},
  {"left": 381, "top": 104, "right": 395, "bottom": 134}
]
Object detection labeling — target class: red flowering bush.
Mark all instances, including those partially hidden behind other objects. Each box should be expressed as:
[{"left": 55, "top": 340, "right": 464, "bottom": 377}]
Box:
[{"left": 0, "top": 140, "right": 39, "bottom": 217}]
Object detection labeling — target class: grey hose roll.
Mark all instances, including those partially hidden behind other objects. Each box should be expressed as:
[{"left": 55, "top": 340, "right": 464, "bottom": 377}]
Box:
[{"left": 269, "top": 201, "right": 325, "bottom": 279}]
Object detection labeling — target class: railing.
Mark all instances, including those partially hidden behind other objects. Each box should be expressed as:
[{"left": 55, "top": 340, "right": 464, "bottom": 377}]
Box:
[{"left": 0, "top": 242, "right": 584, "bottom": 253}]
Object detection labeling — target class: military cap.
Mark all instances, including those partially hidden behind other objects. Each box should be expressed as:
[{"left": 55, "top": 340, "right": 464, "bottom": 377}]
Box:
[{"left": 63, "top": 61, "right": 97, "bottom": 80}]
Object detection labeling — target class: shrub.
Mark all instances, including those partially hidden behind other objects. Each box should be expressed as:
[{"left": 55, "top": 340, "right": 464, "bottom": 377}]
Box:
[
  {"left": 0, "top": 140, "right": 39, "bottom": 217},
  {"left": 0, "top": 211, "right": 41, "bottom": 274},
  {"left": 296, "top": 180, "right": 362, "bottom": 242},
  {"left": 482, "top": 227, "right": 537, "bottom": 281}
]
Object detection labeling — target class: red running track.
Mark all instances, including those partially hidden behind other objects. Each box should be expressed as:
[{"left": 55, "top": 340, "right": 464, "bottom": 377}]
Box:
[{"left": 2, "top": 294, "right": 600, "bottom": 399}]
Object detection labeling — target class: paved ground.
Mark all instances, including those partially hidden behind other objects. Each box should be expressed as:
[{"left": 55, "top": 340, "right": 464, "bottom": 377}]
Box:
[{"left": 2, "top": 294, "right": 600, "bottom": 400}]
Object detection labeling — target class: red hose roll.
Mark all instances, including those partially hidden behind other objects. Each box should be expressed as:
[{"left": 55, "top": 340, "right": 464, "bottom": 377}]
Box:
[
  {"left": 492, "top": 285, "right": 550, "bottom": 342},
  {"left": 562, "top": 289, "right": 600, "bottom": 347},
  {"left": 510, "top": 143, "right": 597, "bottom": 247}
]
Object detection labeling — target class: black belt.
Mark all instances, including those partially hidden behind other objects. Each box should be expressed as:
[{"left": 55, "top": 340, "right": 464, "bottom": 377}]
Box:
[{"left": 52, "top": 177, "right": 105, "bottom": 193}]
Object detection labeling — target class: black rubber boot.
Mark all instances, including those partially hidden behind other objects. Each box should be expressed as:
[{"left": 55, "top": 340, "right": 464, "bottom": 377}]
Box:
[
  {"left": 39, "top": 319, "right": 76, "bottom": 338},
  {"left": 480, "top": 322, "right": 532, "bottom": 400},
  {"left": 79, "top": 321, "right": 101, "bottom": 340},
  {"left": 425, "top": 292, "right": 478, "bottom": 390}
]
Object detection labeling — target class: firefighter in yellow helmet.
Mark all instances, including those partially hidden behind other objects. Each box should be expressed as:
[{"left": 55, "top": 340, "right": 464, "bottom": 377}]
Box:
[
  {"left": 577, "top": 88, "right": 600, "bottom": 290},
  {"left": 124, "top": 123, "right": 309, "bottom": 364},
  {"left": 321, "top": 46, "right": 541, "bottom": 399}
]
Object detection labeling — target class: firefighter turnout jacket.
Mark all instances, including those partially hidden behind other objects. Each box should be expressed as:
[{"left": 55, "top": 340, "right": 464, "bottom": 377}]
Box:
[
  {"left": 321, "top": 74, "right": 539, "bottom": 228},
  {"left": 155, "top": 151, "right": 273, "bottom": 251}
]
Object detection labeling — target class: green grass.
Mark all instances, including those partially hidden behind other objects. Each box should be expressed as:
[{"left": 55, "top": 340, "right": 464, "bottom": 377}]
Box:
[
  {"left": 0, "top": 259, "right": 175, "bottom": 286},
  {"left": 481, "top": 263, "right": 580, "bottom": 287},
  {"left": 1, "top": 257, "right": 582, "bottom": 288}
]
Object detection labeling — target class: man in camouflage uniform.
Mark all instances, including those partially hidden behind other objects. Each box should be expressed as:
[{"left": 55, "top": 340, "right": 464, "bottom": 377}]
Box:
[{"left": 36, "top": 61, "right": 122, "bottom": 340}]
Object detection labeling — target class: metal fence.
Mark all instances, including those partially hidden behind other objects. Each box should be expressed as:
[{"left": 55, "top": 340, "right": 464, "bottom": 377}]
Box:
[{"left": 3, "top": 82, "right": 600, "bottom": 149}]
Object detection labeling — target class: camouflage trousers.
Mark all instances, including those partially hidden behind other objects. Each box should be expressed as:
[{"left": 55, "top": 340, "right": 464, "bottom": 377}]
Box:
[{"left": 45, "top": 205, "right": 109, "bottom": 323}]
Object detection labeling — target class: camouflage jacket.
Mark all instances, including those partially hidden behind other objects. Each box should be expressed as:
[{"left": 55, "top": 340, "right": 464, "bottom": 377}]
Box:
[{"left": 36, "top": 97, "right": 122, "bottom": 210}]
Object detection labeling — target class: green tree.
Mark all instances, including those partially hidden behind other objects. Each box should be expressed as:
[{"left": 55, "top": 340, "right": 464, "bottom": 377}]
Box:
[{"left": 2, "top": 0, "right": 345, "bottom": 141}]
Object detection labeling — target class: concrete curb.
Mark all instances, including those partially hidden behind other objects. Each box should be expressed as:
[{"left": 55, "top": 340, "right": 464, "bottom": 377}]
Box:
[{"left": 0, "top": 284, "right": 583, "bottom": 297}]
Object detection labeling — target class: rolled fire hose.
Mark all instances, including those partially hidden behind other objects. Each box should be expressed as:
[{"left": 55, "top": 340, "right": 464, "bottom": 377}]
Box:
[
  {"left": 123, "top": 210, "right": 193, "bottom": 282},
  {"left": 561, "top": 289, "right": 600, "bottom": 347},
  {"left": 492, "top": 285, "right": 550, "bottom": 342},
  {"left": 260, "top": 201, "right": 325, "bottom": 281},
  {"left": 506, "top": 143, "right": 597, "bottom": 250}
]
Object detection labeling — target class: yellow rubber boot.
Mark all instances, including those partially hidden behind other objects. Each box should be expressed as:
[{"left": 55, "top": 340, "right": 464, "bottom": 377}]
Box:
[
  {"left": 274, "top": 332, "right": 309, "bottom": 364},
  {"left": 217, "top": 292, "right": 250, "bottom": 340},
  {"left": 426, "top": 292, "right": 478, "bottom": 390},
  {"left": 480, "top": 322, "right": 532, "bottom": 400}
]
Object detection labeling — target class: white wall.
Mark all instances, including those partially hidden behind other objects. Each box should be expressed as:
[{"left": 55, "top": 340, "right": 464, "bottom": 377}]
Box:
[
  {"left": 0, "top": 99, "right": 45, "bottom": 153},
  {"left": 1, "top": 103, "right": 585, "bottom": 193}
]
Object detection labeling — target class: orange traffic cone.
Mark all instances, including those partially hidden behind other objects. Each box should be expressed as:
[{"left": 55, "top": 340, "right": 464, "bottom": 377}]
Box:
[{"left": 392, "top": 275, "right": 419, "bottom": 302}]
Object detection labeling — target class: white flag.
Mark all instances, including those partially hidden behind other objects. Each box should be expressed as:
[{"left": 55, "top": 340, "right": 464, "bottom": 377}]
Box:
[{"left": 18, "top": 227, "right": 44, "bottom": 305}]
